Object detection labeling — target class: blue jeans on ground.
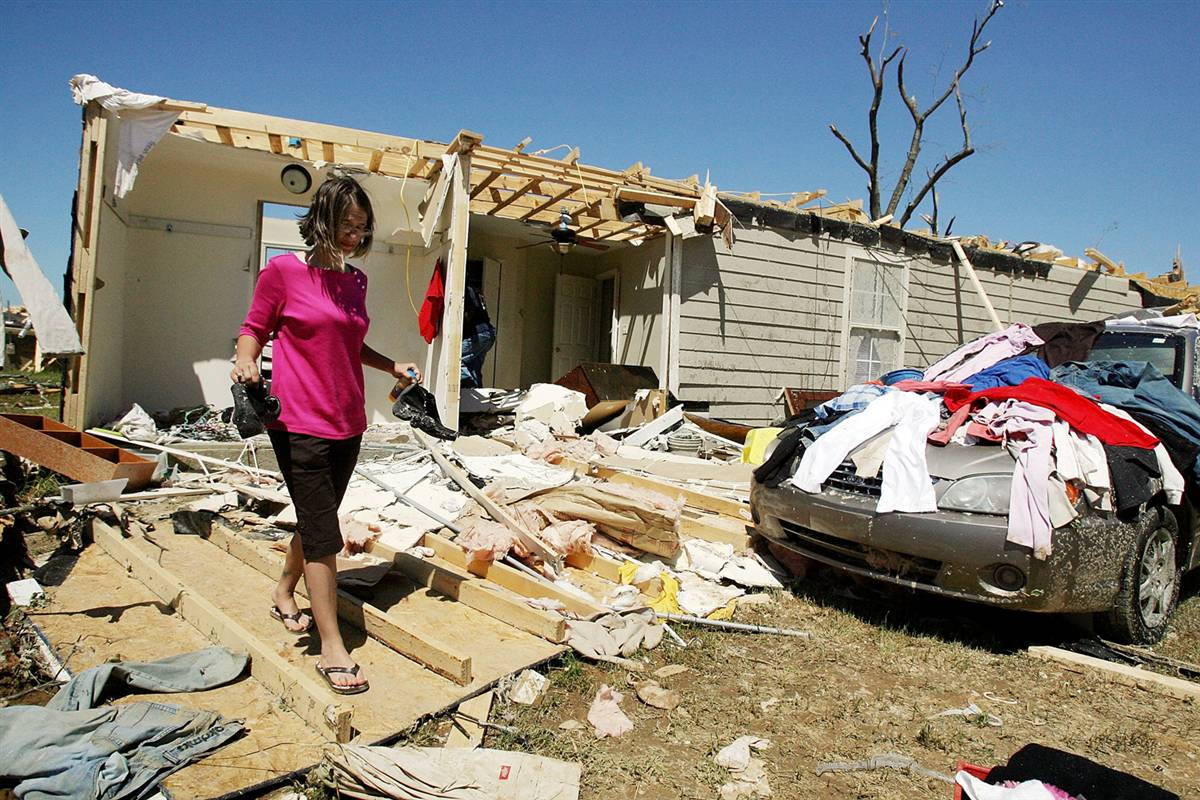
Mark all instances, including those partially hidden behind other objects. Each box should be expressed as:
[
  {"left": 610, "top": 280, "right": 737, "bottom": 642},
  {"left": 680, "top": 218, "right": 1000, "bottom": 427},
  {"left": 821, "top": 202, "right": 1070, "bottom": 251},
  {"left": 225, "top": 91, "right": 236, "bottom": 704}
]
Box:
[
  {"left": 461, "top": 322, "right": 496, "bottom": 388},
  {"left": 0, "top": 647, "right": 248, "bottom": 800}
]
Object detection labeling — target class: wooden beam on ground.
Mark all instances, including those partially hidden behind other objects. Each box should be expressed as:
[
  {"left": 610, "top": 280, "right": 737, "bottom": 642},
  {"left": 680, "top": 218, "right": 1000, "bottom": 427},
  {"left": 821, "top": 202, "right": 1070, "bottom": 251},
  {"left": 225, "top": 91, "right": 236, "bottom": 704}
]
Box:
[
  {"left": 365, "top": 539, "right": 567, "bottom": 643},
  {"left": 413, "top": 430, "right": 562, "bottom": 570},
  {"left": 419, "top": 532, "right": 603, "bottom": 618},
  {"left": 205, "top": 525, "right": 472, "bottom": 685},
  {"left": 91, "top": 520, "right": 353, "bottom": 742},
  {"left": 562, "top": 459, "right": 750, "bottom": 521},
  {"left": 566, "top": 550, "right": 624, "bottom": 583},
  {"left": 1028, "top": 645, "right": 1200, "bottom": 701},
  {"left": 678, "top": 512, "right": 752, "bottom": 551},
  {"left": 446, "top": 690, "right": 494, "bottom": 749}
]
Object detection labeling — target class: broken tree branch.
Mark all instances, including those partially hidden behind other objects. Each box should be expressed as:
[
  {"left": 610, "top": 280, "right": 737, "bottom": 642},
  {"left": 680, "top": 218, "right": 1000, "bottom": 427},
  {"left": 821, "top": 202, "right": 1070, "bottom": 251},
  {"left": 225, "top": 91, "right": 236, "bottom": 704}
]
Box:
[
  {"left": 899, "top": 86, "right": 975, "bottom": 227},
  {"left": 829, "top": 14, "right": 902, "bottom": 218},
  {"left": 883, "top": 0, "right": 1002, "bottom": 219}
]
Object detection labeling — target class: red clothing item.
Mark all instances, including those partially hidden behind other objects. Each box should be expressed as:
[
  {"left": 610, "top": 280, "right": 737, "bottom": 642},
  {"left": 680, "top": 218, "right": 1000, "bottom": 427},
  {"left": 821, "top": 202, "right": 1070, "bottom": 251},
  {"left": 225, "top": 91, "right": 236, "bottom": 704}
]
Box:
[
  {"left": 418, "top": 259, "right": 445, "bottom": 344},
  {"left": 942, "top": 378, "right": 1158, "bottom": 449},
  {"left": 239, "top": 253, "right": 370, "bottom": 439}
]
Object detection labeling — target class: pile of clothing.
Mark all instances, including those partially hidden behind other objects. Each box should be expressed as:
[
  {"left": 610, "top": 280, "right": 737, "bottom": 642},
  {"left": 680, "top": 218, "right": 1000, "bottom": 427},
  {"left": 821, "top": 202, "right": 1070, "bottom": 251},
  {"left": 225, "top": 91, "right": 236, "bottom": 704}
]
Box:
[{"left": 755, "top": 315, "right": 1200, "bottom": 560}]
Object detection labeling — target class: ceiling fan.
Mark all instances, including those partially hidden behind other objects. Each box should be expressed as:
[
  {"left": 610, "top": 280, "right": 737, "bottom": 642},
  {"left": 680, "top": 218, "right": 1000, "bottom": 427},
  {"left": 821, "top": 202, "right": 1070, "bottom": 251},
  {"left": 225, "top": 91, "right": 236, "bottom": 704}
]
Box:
[{"left": 516, "top": 208, "right": 608, "bottom": 253}]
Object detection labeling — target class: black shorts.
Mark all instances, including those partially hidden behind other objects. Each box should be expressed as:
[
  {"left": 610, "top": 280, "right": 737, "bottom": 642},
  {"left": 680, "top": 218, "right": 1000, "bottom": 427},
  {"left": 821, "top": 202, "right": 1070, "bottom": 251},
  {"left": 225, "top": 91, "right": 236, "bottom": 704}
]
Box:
[{"left": 268, "top": 430, "right": 361, "bottom": 561}]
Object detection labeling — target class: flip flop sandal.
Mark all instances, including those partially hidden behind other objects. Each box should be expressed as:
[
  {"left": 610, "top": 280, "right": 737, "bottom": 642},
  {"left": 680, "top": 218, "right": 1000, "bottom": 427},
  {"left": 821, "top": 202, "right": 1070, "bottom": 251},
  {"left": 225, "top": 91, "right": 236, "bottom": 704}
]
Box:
[
  {"left": 270, "top": 605, "right": 313, "bottom": 634},
  {"left": 315, "top": 663, "right": 369, "bottom": 695}
]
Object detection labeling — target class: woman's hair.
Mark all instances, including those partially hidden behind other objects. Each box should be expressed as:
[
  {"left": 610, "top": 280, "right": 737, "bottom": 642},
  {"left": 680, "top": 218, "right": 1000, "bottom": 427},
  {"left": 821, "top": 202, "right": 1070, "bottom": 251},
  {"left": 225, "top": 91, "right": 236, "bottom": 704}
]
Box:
[{"left": 298, "top": 176, "right": 375, "bottom": 259}]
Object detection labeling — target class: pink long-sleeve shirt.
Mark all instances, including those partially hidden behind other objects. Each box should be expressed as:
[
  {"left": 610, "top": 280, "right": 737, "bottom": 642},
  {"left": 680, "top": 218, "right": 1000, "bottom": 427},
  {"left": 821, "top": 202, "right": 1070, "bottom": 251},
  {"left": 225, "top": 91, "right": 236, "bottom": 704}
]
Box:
[{"left": 238, "top": 253, "right": 370, "bottom": 439}]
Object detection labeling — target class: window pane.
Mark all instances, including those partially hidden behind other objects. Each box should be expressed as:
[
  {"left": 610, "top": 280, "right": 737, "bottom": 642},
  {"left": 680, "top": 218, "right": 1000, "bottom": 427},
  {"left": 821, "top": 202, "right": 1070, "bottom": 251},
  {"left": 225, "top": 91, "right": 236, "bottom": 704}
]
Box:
[
  {"left": 849, "top": 258, "right": 903, "bottom": 328},
  {"left": 848, "top": 328, "right": 900, "bottom": 383}
]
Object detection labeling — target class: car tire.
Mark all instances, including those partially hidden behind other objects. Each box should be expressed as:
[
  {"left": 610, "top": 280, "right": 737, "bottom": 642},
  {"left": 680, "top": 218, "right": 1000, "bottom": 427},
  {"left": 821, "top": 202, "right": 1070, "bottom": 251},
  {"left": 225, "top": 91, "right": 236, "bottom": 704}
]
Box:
[{"left": 1096, "top": 506, "right": 1181, "bottom": 645}]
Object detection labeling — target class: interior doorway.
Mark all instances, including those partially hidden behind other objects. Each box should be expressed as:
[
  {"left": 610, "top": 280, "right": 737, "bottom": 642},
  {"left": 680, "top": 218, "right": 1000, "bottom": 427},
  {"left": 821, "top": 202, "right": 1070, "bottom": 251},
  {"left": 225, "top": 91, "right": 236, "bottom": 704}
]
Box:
[{"left": 551, "top": 270, "right": 621, "bottom": 380}]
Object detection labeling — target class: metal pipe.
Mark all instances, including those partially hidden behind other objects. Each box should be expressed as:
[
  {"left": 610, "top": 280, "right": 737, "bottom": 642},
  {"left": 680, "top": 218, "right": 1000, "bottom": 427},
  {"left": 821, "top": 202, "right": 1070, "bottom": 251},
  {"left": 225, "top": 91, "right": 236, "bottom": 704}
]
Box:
[{"left": 655, "top": 612, "right": 809, "bottom": 638}]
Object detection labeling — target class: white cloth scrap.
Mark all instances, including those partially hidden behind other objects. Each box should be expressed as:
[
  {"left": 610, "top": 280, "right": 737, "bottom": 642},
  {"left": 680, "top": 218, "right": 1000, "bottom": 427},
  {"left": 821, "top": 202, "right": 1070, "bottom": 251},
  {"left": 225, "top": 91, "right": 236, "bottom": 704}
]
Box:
[
  {"left": 0, "top": 195, "right": 84, "bottom": 356},
  {"left": 69, "top": 74, "right": 180, "bottom": 199},
  {"left": 791, "top": 391, "right": 941, "bottom": 513}
]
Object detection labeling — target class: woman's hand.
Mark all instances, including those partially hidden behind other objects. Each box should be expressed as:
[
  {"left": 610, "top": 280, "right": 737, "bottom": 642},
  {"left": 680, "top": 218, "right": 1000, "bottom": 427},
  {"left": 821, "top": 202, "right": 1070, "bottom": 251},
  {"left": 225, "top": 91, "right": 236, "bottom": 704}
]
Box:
[
  {"left": 231, "top": 358, "right": 261, "bottom": 384},
  {"left": 392, "top": 362, "right": 422, "bottom": 383}
]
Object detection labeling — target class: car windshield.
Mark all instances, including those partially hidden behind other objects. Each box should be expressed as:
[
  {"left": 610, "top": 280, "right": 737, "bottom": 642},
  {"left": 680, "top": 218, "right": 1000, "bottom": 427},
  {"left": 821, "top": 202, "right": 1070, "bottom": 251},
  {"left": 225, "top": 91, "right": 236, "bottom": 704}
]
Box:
[{"left": 1086, "top": 330, "right": 1185, "bottom": 386}]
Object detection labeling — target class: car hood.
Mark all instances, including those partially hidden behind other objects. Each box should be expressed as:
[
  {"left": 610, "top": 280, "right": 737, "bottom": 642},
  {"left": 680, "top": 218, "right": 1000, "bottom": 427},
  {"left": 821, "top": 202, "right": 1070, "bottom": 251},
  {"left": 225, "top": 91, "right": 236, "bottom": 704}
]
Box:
[{"left": 924, "top": 443, "right": 1015, "bottom": 480}]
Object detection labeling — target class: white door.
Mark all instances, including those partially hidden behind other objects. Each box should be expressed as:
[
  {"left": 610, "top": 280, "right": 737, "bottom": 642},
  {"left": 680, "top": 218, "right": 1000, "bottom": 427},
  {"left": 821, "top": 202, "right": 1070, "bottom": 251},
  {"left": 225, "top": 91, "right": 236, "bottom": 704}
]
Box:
[{"left": 552, "top": 274, "right": 598, "bottom": 379}]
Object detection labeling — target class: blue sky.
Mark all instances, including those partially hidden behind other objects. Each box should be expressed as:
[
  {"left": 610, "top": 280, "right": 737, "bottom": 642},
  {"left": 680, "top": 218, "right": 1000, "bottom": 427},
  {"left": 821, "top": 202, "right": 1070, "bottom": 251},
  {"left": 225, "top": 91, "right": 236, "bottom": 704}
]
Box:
[{"left": 2, "top": 0, "right": 1197, "bottom": 306}]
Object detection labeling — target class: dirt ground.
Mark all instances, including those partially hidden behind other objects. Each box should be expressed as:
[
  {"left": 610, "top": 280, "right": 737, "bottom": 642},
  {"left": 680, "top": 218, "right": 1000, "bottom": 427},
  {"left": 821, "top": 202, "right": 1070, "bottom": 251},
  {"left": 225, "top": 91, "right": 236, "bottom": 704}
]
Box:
[{"left": 413, "top": 569, "right": 1200, "bottom": 800}]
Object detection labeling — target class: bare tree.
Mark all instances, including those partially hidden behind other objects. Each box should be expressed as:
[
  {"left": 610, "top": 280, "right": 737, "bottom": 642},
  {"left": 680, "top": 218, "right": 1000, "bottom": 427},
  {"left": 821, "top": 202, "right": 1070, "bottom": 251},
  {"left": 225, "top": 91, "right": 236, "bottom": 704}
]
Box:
[{"left": 830, "top": 1, "right": 1003, "bottom": 228}]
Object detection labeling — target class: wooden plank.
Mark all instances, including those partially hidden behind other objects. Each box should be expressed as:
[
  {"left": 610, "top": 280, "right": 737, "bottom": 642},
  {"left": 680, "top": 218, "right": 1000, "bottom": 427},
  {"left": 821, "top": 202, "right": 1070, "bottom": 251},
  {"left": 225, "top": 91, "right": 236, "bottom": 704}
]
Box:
[
  {"left": 416, "top": 532, "right": 603, "bottom": 618},
  {"left": 446, "top": 690, "right": 493, "bottom": 749},
  {"left": 679, "top": 512, "right": 752, "bottom": 551},
  {"left": 483, "top": 177, "right": 540, "bottom": 215},
  {"left": 367, "top": 539, "right": 567, "bottom": 643},
  {"left": 413, "top": 429, "right": 562, "bottom": 570},
  {"left": 615, "top": 187, "right": 698, "bottom": 209},
  {"left": 1028, "top": 646, "right": 1200, "bottom": 701},
  {"left": 205, "top": 525, "right": 473, "bottom": 685},
  {"left": 565, "top": 550, "right": 624, "bottom": 583},
  {"left": 420, "top": 154, "right": 454, "bottom": 247},
  {"left": 561, "top": 458, "right": 750, "bottom": 521},
  {"left": 91, "top": 520, "right": 353, "bottom": 742}
]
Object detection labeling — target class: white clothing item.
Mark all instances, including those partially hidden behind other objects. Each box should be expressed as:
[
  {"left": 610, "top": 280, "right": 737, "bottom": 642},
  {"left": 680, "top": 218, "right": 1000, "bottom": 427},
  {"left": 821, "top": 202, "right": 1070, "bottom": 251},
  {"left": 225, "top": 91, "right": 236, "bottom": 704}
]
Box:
[
  {"left": 792, "top": 391, "right": 941, "bottom": 513},
  {"left": 978, "top": 400, "right": 1055, "bottom": 559},
  {"left": 1051, "top": 420, "right": 1112, "bottom": 512},
  {"left": 69, "top": 74, "right": 180, "bottom": 198},
  {"left": 850, "top": 428, "right": 894, "bottom": 478},
  {"left": 955, "top": 771, "right": 1056, "bottom": 800},
  {"left": 1105, "top": 312, "right": 1199, "bottom": 329},
  {"left": 1101, "top": 403, "right": 1184, "bottom": 505},
  {"left": 0, "top": 195, "right": 84, "bottom": 357}
]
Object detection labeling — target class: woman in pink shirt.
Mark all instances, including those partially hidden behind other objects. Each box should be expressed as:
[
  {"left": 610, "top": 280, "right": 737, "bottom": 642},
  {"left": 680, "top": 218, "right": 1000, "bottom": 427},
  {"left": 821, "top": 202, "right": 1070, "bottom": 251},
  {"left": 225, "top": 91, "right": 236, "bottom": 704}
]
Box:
[{"left": 233, "top": 176, "right": 419, "bottom": 694}]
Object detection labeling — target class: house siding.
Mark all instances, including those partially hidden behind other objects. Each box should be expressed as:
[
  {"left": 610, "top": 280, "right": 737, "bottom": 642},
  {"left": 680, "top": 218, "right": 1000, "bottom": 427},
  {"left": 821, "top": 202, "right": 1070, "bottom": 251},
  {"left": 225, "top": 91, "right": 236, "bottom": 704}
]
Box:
[{"left": 677, "top": 224, "right": 1143, "bottom": 426}]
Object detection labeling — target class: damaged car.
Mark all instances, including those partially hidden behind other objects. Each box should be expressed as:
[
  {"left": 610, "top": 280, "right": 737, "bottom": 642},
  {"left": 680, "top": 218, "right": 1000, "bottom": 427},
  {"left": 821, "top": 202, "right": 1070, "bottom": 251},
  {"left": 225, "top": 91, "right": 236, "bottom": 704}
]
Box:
[{"left": 752, "top": 319, "right": 1200, "bottom": 644}]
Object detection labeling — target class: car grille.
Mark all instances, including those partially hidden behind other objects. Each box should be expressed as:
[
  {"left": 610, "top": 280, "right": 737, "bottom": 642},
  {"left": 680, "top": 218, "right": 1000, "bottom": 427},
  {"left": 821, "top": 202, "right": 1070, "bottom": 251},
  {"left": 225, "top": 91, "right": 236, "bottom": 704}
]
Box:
[
  {"left": 823, "top": 461, "right": 883, "bottom": 497},
  {"left": 779, "top": 520, "right": 943, "bottom": 583}
]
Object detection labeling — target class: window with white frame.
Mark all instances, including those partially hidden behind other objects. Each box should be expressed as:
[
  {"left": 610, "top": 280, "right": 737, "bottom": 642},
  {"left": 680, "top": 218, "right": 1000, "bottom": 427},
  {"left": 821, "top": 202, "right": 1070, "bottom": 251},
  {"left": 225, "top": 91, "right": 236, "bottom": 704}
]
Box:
[{"left": 843, "top": 256, "right": 907, "bottom": 385}]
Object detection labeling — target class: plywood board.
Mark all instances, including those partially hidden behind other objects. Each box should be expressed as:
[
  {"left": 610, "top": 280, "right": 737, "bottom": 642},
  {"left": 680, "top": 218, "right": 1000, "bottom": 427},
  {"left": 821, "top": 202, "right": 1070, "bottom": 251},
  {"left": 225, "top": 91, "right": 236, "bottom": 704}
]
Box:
[
  {"left": 33, "top": 528, "right": 564, "bottom": 795},
  {"left": 29, "top": 544, "right": 325, "bottom": 798}
]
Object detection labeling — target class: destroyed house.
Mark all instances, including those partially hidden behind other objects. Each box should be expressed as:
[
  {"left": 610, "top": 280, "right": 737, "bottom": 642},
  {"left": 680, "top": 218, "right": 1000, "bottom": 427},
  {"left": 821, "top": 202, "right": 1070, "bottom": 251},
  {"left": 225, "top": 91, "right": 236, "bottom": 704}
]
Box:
[{"left": 62, "top": 78, "right": 1186, "bottom": 431}]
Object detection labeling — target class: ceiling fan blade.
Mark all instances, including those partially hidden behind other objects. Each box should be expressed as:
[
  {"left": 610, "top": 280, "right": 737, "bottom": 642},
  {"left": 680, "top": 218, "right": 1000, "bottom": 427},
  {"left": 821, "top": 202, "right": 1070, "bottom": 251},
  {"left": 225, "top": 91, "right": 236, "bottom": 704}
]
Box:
[
  {"left": 576, "top": 238, "right": 610, "bottom": 251},
  {"left": 514, "top": 239, "right": 552, "bottom": 250}
]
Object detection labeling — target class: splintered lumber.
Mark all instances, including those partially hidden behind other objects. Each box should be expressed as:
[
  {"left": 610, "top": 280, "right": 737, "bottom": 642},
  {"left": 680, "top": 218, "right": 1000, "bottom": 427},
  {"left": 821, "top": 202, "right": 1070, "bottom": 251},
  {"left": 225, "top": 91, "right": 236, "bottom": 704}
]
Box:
[
  {"left": 91, "top": 520, "right": 353, "bottom": 742},
  {"left": 565, "top": 549, "right": 624, "bottom": 583},
  {"left": 564, "top": 458, "right": 751, "bottom": 521},
  {"left": 413, "top": 429, "right": 562, "bottom": 570},
  {"left": 446, "top": 690, "right": 494, "bottom": 748},
  {"left": 205, "top": 525, "right": 472, "bottom": 684},
  {"left": 415, "top": 532, "right": 604, "bottom": 618},
  {"left": 528, "top": 484, "right": 681, "bottom": 558},
  {"left": 1027, "top": 646, "right": 1200, "bottom": 701},
  {"left": 678, "top": 511, "right": 752, "bottom": 551},
  {"left": 364, "top": 539, "right": 567, "bottom": 643}
]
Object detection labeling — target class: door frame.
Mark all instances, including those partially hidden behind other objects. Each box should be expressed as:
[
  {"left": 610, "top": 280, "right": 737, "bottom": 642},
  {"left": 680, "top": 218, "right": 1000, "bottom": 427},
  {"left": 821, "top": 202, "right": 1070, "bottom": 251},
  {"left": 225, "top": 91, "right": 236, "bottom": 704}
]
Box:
[{"left": 596, "top": 268, "right": 621, "bottom": 363}]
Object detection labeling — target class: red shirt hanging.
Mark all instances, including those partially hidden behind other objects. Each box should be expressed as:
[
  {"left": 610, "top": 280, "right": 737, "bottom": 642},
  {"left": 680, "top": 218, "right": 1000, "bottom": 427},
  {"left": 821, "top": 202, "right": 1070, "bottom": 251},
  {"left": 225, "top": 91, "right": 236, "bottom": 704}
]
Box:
[{"left": 418, "top": 259, "right": 445, "bottom": 344}]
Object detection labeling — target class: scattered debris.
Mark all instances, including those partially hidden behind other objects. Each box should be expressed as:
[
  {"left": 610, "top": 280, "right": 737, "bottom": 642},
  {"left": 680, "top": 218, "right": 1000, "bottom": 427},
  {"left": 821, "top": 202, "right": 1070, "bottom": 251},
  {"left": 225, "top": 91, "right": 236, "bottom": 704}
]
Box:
[
  {"left": 815, "top": 752, "right": 953, "bottom": 784},
  {"left": 586, "top": 684, "right": 633, "bottom": 738},
  {"left": 715, "top": 736, "right": 772, "bottom": 799},
  {"left": 935, "top": 701, "right": 1003, "bottom": 727},
  {"left": 505, "top": 669, "right": 548, "bottom": 706},
  {"left": 635, "top": 679, "right": 681, "bottom": 710}
]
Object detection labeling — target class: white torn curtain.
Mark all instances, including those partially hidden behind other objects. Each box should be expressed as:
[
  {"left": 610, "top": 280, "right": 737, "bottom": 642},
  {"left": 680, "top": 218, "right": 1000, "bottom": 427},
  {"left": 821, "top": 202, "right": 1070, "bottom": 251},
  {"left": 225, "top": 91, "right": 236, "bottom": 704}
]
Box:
[
  {"left": 0, "top": 195, "right": 83, "bottom": 359},
  {"left": 69, "top": 74, "right": 180, "bottom": 199}
]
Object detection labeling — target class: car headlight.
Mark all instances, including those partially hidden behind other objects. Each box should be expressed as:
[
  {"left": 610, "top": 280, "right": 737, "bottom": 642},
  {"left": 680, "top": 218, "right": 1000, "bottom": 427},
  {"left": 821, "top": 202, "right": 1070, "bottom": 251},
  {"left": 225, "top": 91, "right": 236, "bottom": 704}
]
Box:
[{"left": 938, "top": 474, "right": 1012, "bottom": 515}]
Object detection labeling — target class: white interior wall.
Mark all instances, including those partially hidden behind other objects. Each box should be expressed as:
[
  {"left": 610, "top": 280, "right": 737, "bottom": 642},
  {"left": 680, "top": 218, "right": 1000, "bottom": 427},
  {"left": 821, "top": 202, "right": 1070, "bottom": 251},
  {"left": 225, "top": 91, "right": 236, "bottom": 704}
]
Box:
[
  {"left": 608, "top": 238, "right": 667, "bottom": 372},
  {"left": 83, "top": 202, "right": 129, "bottom": 423},
  {"left": 84, "top": 133, "right": 430, "bottom": 426}
]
